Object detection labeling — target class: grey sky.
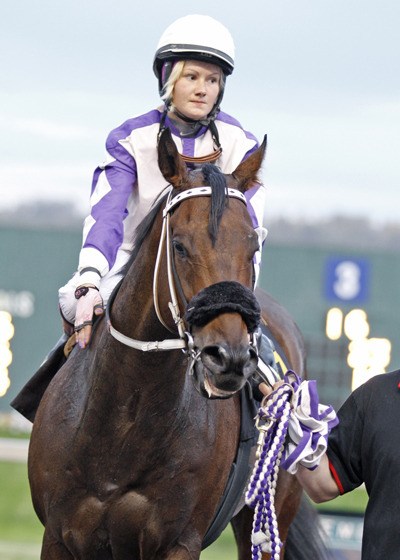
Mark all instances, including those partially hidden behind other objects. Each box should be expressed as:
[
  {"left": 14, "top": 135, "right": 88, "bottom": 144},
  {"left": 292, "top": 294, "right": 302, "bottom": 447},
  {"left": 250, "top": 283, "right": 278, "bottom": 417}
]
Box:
[{"left": 1, "top": 0, "right": 399, "bottom": 224}]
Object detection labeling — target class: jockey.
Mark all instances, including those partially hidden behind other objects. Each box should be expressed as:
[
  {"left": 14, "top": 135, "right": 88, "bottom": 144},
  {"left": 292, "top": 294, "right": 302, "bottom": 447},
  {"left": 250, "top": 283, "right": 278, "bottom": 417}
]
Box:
[
  {"left": 58, "top": 14, "right": 269, "bottom": 349},
  {"left": 12, "top": 15, "right": 276, "bottom": 421}
]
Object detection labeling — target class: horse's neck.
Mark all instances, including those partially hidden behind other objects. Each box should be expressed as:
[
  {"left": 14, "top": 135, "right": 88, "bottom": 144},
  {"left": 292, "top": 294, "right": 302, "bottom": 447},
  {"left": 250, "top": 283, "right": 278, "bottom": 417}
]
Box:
[
  {"left": 113, "top": 250, "right": 171, "bottom": 342},
  {"left": 96, "top": 229, "right": 184, "bottom": 392},
  {"left": 80, "top": 213, "right": 195, "bottom": 436}
]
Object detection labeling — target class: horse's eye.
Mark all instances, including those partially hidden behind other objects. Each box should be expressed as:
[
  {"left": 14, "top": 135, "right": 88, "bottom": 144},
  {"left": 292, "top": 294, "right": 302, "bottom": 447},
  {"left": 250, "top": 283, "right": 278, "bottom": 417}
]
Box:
[{"left": 172, "top": 240, "right": 187, "bottom": 258}]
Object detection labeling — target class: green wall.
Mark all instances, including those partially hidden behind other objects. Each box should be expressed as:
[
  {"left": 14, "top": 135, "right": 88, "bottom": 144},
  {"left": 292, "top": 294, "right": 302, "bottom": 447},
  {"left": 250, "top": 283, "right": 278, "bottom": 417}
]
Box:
[{"left": 0, "top": 227, "right": 81, "bottom": 416}]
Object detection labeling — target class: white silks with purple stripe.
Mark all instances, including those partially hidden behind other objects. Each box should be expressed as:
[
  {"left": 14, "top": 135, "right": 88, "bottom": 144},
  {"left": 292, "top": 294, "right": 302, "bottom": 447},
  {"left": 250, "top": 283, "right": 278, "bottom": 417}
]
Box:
[{"left": 280, "top": 373, "right": 339, "bottom": 474}]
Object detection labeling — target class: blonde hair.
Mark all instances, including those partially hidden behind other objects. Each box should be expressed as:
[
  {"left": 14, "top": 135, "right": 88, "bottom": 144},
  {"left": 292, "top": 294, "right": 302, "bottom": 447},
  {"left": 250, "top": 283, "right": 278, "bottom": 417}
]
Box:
[
  {"left": 161, "top": 60, "right": 185, "bottom": 103},
  {"left": 160, "top": 60, "right": 225, "bottom": 106}
]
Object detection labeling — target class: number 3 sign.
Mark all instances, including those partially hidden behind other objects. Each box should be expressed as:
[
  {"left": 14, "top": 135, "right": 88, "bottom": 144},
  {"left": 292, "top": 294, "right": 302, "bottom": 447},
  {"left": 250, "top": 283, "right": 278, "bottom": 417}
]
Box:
[{"left": 324, "top": 257, "right": 369, "bottom": 303}]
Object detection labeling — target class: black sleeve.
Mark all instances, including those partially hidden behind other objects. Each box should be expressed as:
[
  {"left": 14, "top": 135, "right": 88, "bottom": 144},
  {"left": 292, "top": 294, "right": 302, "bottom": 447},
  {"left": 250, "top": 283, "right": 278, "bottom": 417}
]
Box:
[{"left": 326, "top": 390, "right": 364, "bottom": 494}]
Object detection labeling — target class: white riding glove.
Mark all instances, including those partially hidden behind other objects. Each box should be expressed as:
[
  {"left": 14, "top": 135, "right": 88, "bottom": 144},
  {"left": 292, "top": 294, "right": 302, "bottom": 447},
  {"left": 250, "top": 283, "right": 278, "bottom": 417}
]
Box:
[{"left": 74, "top": 286, "right": 104, "bottom": 349}]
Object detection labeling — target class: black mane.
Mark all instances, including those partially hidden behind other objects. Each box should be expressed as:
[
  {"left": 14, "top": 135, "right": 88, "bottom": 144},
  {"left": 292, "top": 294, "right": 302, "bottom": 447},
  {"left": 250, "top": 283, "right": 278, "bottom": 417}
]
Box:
[{"left": 122, "top": 165, "right": 229, "bottom": 275}]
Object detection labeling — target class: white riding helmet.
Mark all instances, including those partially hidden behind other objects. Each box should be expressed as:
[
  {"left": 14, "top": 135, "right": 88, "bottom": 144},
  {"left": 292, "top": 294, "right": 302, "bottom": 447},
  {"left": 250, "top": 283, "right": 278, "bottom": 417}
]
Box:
[{"left": 154, "top": 14, "right": 235, "bottom": 94}]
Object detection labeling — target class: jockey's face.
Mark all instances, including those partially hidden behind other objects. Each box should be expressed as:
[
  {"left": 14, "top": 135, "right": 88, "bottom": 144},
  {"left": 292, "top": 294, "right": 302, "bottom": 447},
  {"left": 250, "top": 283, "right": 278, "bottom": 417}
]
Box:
[{"left": 172, "top": 61, "right": 222, "bottom": 121}]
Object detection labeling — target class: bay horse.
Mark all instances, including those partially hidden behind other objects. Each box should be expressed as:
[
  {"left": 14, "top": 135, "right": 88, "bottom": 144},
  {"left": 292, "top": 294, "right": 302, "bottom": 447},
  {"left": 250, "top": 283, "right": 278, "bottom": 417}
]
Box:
[{"left": 28, "top": 129, "right": 321, "bottom": 559}]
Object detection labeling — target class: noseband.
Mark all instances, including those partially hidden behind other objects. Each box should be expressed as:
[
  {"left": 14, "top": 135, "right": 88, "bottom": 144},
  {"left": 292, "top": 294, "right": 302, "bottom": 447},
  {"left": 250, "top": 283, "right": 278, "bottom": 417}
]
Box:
[
  {"left": 185, "top": 281, "right": 260, "bottom": 333},
  {"left": 107, "top": 186, "right": 260, "bottom": 363}
]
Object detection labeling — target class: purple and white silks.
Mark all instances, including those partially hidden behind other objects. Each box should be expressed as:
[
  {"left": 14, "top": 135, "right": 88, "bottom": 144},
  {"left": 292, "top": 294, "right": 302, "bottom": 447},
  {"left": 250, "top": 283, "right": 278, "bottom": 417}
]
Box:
[{"left": 78, "top": 108, "right": 265, "bottom": 280}]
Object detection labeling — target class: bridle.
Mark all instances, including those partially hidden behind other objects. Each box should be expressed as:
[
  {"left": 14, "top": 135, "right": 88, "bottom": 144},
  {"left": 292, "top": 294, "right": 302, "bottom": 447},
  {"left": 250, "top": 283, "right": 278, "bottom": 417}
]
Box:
[{"left": 106, "top": 185, "right": 260, "bottom": 367}]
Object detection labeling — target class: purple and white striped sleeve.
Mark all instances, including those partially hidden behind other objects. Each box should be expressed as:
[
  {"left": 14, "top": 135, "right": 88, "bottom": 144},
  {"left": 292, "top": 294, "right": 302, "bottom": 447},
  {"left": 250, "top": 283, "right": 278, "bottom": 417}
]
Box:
[{"left": 78, "top": 131, "right": 137, "bottom": 284}]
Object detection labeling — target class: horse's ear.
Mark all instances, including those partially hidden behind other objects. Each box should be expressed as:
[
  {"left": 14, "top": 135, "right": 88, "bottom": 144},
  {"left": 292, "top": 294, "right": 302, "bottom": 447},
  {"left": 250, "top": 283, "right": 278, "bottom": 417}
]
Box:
[
  {"left": 158, "top": 127, "right": 188, "bottom": 189},
  {"left": 232, "top": 134, "right": 267, "bottom": 192}
]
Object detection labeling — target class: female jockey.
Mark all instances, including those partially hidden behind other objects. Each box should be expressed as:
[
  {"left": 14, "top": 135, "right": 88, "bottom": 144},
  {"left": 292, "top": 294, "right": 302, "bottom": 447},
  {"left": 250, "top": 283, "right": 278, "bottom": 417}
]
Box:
[
  {"left": 59, "top": 14, "right": 268, "bottom": 350},
  {"left": 11, "top": 15, "right": 276, "bottom": 422}
]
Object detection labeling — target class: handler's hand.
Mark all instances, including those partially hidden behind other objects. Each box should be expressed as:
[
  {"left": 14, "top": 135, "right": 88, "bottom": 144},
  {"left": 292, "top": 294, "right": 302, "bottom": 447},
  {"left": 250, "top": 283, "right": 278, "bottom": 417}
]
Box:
[
  {"left": 74, "top": 287, "right": 104, "bottom": 349},
  {"left": 259, "top": 380, "right": 285, "bottom": 398}
]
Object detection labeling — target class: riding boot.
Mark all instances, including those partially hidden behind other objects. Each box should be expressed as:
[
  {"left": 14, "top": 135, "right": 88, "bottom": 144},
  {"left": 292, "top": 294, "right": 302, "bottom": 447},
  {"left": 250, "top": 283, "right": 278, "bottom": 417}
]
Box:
[
  {"left": 251, "top": 329, "right": 281, "bottom": 402},
  {"left": 10, "top": 333, "right": 70, "bottom": 423}
]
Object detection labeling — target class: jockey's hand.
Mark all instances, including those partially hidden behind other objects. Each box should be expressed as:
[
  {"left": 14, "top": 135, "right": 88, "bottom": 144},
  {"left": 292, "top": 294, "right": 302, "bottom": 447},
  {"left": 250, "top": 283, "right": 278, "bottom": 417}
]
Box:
[{"left": 74, "top": 286, "right": 104, "bottom": 349}]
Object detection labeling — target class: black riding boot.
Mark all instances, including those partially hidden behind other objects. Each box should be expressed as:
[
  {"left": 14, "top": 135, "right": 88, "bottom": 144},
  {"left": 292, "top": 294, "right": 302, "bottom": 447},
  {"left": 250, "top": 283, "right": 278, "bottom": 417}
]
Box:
[{"left": 10, "top": 333, "right": 69, "bottom": 422}]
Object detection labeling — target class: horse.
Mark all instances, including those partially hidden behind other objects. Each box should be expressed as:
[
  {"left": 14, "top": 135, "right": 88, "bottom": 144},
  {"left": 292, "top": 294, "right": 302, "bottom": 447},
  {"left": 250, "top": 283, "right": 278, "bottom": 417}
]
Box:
[{"left": 27, "top": 128, "right": 322, "bottom": 560}]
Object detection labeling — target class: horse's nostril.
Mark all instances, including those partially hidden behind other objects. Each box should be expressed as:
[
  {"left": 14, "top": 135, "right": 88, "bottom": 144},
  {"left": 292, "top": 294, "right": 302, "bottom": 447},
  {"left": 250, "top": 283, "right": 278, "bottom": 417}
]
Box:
[
  {"left": 201, "top": 345, "right": 229, "bottom": 370},
  {"left": 200, "top": 344, "right": 257, "bottom": 376}
]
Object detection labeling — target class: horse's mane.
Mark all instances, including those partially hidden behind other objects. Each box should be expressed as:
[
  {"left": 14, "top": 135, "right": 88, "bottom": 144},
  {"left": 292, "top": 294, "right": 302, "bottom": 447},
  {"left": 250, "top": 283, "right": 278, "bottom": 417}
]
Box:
[
  {"left": 122, "top": 164, "right": 229, "bottom": 275},
  {"left": 202, "top": 163, "right": 229, "bottom": 244},
  {"left": 121, "top": 190, "right": 169, "bottom": 275}
]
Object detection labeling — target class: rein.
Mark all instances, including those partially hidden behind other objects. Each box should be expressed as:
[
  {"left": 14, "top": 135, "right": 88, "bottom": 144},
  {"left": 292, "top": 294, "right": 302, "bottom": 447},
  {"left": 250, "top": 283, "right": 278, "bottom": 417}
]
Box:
[{"left": 107, "top": 185, "right": 248, "bottom": 354}]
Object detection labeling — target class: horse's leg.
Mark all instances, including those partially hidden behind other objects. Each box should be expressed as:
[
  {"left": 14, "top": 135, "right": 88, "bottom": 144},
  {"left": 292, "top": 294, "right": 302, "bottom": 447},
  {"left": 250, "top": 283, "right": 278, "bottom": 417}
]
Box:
[
  {"left": 231, "top": 505, "right": 255, "bottom": 560},
  {"left": 40, "top": 530, "right": 74, "bottom": 560}
]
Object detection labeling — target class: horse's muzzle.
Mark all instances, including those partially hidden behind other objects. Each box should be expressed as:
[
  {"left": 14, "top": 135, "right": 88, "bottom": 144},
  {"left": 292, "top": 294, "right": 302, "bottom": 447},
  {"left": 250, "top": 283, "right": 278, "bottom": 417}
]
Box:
[
  {"left": 188, "top": 332, "right": 258, "bottom": 399},
  {"left": 184, "top": 279, "right": 261, "bottom": 399},
  {"left": 195, "top": 342, "right": 259, "bottom": 399}
]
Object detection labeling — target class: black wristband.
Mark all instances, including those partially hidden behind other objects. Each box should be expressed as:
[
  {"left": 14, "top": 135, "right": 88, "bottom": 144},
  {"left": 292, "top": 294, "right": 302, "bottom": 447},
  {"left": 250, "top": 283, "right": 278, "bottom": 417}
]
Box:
[{"left": 74, "top": 286, "right": 98, "bottom": 300}]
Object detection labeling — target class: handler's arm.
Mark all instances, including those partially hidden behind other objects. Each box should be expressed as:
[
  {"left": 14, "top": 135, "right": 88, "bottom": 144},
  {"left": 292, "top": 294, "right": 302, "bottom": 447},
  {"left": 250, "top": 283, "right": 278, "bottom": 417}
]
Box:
[
  {"left": 295, "top": 455, "right": 341, "bottom": 503},
  {"left": 259, "top": 381, "right": 342, "bottom": 503}
]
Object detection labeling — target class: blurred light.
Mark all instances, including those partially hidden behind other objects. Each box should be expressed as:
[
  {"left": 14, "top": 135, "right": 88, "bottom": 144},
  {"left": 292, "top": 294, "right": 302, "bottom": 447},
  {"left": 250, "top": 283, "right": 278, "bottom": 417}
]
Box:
[
  {"left": 326, "top": 307, "right": 343, "bottom": 340},
  {"left": 344, "top": 309, "right": 370, "bottom": 340},
  {"left": 0, "top": 311, "right": 14, "bottom": 398},
  {"left": 350, "top": 337, "right": 391, "bottom": 391},
  {"left": 325, "top": 307, "right": 393, "bottom": 391},
  {"left": 0, "top": 368, "right": 11, "bottom": 397}
]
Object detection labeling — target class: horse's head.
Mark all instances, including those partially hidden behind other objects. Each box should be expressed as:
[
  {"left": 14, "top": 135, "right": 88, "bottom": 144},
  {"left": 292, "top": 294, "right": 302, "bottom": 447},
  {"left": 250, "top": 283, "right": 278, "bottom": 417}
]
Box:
[{"left": 157, "top": 128, "right": 267, "bottom": 399}]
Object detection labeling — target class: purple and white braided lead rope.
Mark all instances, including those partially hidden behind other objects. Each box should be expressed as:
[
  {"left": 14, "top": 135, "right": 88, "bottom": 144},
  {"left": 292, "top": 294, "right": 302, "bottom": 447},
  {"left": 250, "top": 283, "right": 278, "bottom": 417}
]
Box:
[{"left": 245, "top": 371, "right": 338, "bottom": 560}]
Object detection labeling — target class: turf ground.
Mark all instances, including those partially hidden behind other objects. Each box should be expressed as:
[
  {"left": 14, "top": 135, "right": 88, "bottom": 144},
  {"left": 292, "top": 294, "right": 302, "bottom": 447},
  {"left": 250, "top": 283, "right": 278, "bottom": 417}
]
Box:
[{"left": 0, "top": 460, "right": 367, "bottom": 560}]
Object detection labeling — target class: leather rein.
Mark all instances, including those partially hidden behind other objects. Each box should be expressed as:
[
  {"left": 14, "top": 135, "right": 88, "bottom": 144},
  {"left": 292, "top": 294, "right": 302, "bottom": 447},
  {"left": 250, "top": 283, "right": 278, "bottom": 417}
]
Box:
[{"left": 106, "top": 185, "right": 248, "bottom": 354}]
